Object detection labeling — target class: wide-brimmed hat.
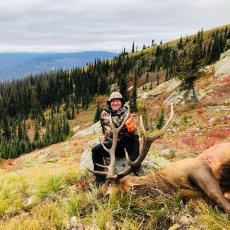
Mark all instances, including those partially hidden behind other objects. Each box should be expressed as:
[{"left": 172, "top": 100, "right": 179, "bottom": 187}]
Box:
[{"left": 107, "top": 92, "right": 125, "bottom": 105}]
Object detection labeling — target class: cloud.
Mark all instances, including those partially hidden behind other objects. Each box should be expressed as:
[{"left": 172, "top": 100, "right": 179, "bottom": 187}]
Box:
[{"left": 0, "top": 0, "right": 229, "bottom": 52}]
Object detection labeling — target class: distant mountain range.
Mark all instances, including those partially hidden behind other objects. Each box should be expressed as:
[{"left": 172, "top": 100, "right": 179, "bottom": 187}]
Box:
[{"left": 0, "top": 51, "right": 117, "bottom": 81}]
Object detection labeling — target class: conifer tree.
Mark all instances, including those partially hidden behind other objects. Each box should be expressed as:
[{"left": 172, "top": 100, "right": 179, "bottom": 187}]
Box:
[
  {"left": 145, "top": 72, "right": 149, "bottom": 84},
  {"left": 178, "top": 43, "right": 201, "bottom": 102},
  {"left": 34, "top": 121, "right": 40, "bottom": 144},
  {"left": 132, "top": 42, "right": 135, "bottom": 53},
  {"left": 156, "top": 108, "right": 165, "bottom": 129},
  {"left": 94, "top": 101, "right": 101, "bottom": 123},
  {"left": 71, "top": 103, "right": 75, "bottom": 119},
  {"left": 119, "top": 74, "right": 128, "bottom": 102},
  {"left": 130, "top": 73, "right": 138, "bottom": 112}
]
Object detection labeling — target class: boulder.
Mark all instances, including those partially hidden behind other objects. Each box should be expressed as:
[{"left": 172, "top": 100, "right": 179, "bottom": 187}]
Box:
[
  {"left": 72, "top": 125, "right": 80, "bottom": 134},
  {"left": 73, "top": 121, "right": 101, "bottom": 138},
  {"left": 164, "top": 88, "right": 199, "bottom": 105},
  {"left": 139, "top": 78, "right": 181, "bottom": 100},
  {"left": 79, "top": 138, "right": 171, "bottom": 175},
  {"left": 215, "top": 49, "right": 230, "bottom": 79},
  {"left": 160, "top": 148, "right": 175, "bottom": 159},
  {"left": 79, "top": 138, "right": 100, "bottom": 173}
]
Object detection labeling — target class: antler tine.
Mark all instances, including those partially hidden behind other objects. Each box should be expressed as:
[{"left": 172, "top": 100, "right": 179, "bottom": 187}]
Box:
[
  {"left": 87, "top": 168, "right": 108, "bottom": 176},
  {"left": 116, "top": 166, "right": 133, "bottom": 180},
  {"left": 124, "top": 148, "right": 147, "bottom": 167},
  {"left": 95, "top": 163, "right": 109, "bottom": 169},
  {"left": 118, "top": 105, "right": 130, "bottom": 132},
  {"left": 100, "top": 138, "right": 110, "bottom": 153},
  {"left": 107, "top": 105, "right": 130, "bottom": 154},
  {"left": 92, "top": 105, "right": 131, "bottom": 179},
  {"left": 116, "top": 104, "right": 174, "bottom": 181},
  {"left": 108, "top": 105, "right": 130, "bottom": 134},
  {"left": 159, "top": 103, "right": 174, "bottom": 135}
]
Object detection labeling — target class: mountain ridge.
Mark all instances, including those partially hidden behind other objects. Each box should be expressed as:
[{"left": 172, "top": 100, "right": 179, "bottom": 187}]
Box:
[{"left": 0, "top": 51, "right": 117, "bottom": 81}]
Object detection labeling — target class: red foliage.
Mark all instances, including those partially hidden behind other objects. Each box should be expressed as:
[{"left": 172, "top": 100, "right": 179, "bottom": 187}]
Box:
[
  {"left": 73, "top": 178, "right": 91, "bottom": 190},
  {"left": 7, "top": 161, "right": 13, "bottom": 166},
  {"left": 201, "top": 129, "right": 230, "bottom": 149},
  {"left": 182, "top": 135, "right": 197, "bottom": 148},
  {"left": 203, "top": 138, "right": 220, "bottom": 149},
  {"left": 0, "top": 159, "right": 14, "bottom": 169},
  {"left": 207, "top": 129, "right": 230, "bottom": 138},
  {"left": 220, "top": 75, "right": 230, "bottom": 83},
  {"left": 197, "top": 108, "right": 204, "bottom": 115}
]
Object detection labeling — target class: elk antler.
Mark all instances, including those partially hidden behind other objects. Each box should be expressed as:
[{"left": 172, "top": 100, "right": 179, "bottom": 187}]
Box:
[
  {"left": 89, "top": 106, "right": 130, "bottom": 179},
  {"left": 90, "top": 104, "right": 174, "bottom": 182},
  {"left": 117, "top": 103, "right": 174, "bottom": 180}
]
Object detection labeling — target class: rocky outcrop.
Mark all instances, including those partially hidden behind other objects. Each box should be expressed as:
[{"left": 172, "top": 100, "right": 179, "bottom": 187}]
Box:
[
  {"left": 79, "top": 138, "right": 171, "bottom": 175},
  {"left": 215, "top": 49, "right": 230, "bottom": 79},
  {"left": 79, "top": 138, "right": 99, "bottom": 173},
  {"left": 164, "top": 89, "right": 197, "bottom": 105},
  {"left": 73, "top": 121, "right": 101, "bottom": 138},
  {"left": 138, "top": 78, "right": 181, "bottom": 100}
]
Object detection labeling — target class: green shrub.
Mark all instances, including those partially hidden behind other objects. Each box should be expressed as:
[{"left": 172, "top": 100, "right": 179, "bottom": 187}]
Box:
[{"left": 36, "top": 175, "right": 66, "bottom": 202}]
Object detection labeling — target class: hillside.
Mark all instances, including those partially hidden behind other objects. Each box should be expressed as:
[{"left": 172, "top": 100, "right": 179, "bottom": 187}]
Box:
[
  {"left": 0, "top": 24, "right": 230, "bottom": 229},
  {"left": 0, "top": 49, "right": 230, "bottom": 229},
  {"left": 0, "top": 51, "right": 117, "bottom": 81}
]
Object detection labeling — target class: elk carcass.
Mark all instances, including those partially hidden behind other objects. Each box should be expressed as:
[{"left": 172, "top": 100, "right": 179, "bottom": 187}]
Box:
[{"left": 91, "top": 104, "right": 230, "bottom": 213}]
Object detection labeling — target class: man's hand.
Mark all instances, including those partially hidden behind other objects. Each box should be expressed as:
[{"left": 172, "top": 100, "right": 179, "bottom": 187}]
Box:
[
  {"left": 125, "top": 115, "right": 135, "bottom": 133},
  {"left": 100, "top": 110, "right": 109, "bottom": 119}
]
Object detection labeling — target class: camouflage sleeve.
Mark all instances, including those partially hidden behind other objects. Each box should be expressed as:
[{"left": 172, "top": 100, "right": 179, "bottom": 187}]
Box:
[{"left": 100, "top": 109, "right": 109, "bottom": 135}]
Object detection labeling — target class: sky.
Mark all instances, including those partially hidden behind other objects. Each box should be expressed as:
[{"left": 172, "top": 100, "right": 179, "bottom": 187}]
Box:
[{"left": 0, "top": 0, "right": 229, "bottom": 53}]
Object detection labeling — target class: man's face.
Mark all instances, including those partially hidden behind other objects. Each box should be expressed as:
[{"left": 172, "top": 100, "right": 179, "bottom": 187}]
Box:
[{"left": 110, "top": 98, "right": 122, "bottom": 111}]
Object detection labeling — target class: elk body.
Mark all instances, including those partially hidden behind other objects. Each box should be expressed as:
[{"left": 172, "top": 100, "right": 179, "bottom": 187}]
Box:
[
  {"left": 91, "top": 104, "right": 230, "bottom": 213},
  {"left": 112, "top": 142, "right": 230, "bottom": 214}
]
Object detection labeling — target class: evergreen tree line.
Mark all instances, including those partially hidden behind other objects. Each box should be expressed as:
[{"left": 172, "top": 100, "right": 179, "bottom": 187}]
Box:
[
  {"left": 1, "top": 27, "right": 229, "bottom": 124},
  {"left": 0, "top": 110, "right": 70, "bottom": 159},
  {"left": 130, "top": 26, "right": 230, "bottom": 102},
  {"left": 147, "top": 27, "right": 230, "bottom": 82},
  {"left": 0, "top": 26, "right": 229, "bottom": 159}
]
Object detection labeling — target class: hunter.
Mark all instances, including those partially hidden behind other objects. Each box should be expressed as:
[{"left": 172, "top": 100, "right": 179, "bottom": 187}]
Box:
[{"left": 92, "top": 92, "right": 141, "bottom": 187}]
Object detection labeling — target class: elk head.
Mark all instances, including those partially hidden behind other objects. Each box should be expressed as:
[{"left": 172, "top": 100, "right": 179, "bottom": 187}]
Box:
[{"left": 90, "top": 103, "right": 174, "bottom": 189}]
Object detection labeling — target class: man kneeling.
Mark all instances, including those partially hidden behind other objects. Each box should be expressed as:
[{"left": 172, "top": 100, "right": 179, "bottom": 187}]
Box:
[{"left": 92, "top": 92, "right": 140, "bottom": 187}]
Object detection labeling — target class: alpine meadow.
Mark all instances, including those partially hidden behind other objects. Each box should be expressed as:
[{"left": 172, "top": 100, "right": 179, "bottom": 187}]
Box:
[{"left": 0, "top": 24, "right": 230, "bottom": 229}]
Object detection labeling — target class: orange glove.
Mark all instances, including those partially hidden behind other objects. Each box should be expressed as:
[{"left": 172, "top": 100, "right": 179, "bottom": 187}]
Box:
[{"left": 125, "top": 115, "right": 135, "bottom": 133}]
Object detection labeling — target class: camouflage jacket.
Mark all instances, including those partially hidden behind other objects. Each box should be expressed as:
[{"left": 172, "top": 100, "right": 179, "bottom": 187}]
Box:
[{"left": 100, "top": 106, "right": 133, "bottom": 142}]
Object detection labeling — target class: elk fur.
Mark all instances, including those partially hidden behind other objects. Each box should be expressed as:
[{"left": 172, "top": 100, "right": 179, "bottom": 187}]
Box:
[{"left": 101, "top": 143, "right": 230, "bottom": 213}]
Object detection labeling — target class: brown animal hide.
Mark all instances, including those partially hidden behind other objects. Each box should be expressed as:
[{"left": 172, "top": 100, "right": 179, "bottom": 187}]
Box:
[{"left": 101, "top": 143, "right": 230, "bottom": 213}]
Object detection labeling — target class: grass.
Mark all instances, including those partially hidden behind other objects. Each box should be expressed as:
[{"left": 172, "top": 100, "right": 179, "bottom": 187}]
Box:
[
  {"left": 36, "top": 174, "right": 66, "bottom": 202},
  {"left": 0, "top": 143, "right": 229, "bottom": 229},
  {"left": 192, "top": 200, "right": 230, "bottom": 230},
  {"left": 69, "top": 101, "right": 97, "bottom": 129},
  {"left": 128, "top": 24, "right": 230, "bottom": 59},
  {"left": 0, "top": 176, "right": 30, "bottom": 217},
  {"left": 0, "top": 201, "right": 67, "bottom": 230},
  {"left": 0, "top": 154, "right": 81, "bottom": 224}
]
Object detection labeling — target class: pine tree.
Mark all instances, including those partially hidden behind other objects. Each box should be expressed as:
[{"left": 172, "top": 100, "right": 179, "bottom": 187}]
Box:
[
  {"left": 71, "top": 103, "right": 75, "bottom": 119},
  {"left": 63, "top": 115, "right": 70, "bottom": 135},
  {"left": 94, "top": 101, "right": 101, "bottom": 123},
  {"left": 132, "top": 41, "right": 135, "bottom": 53},
  {"left": 34, "top": 121, "right": 40, "bottom": 144},
  {"left": 119, "top": 74, "right": 128, "bottom": 102},
  {"left": 156, "top": 109, "right": 165, "bottom": 129},
  {"left": 145, "top": 72, "right": 149, "bottom": 84},
  {"left": 177, "top": 36, "right": 183, "bottom": 49},
  {"left": 130, "top": 74, "right": 138, "bottom": 112}
]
